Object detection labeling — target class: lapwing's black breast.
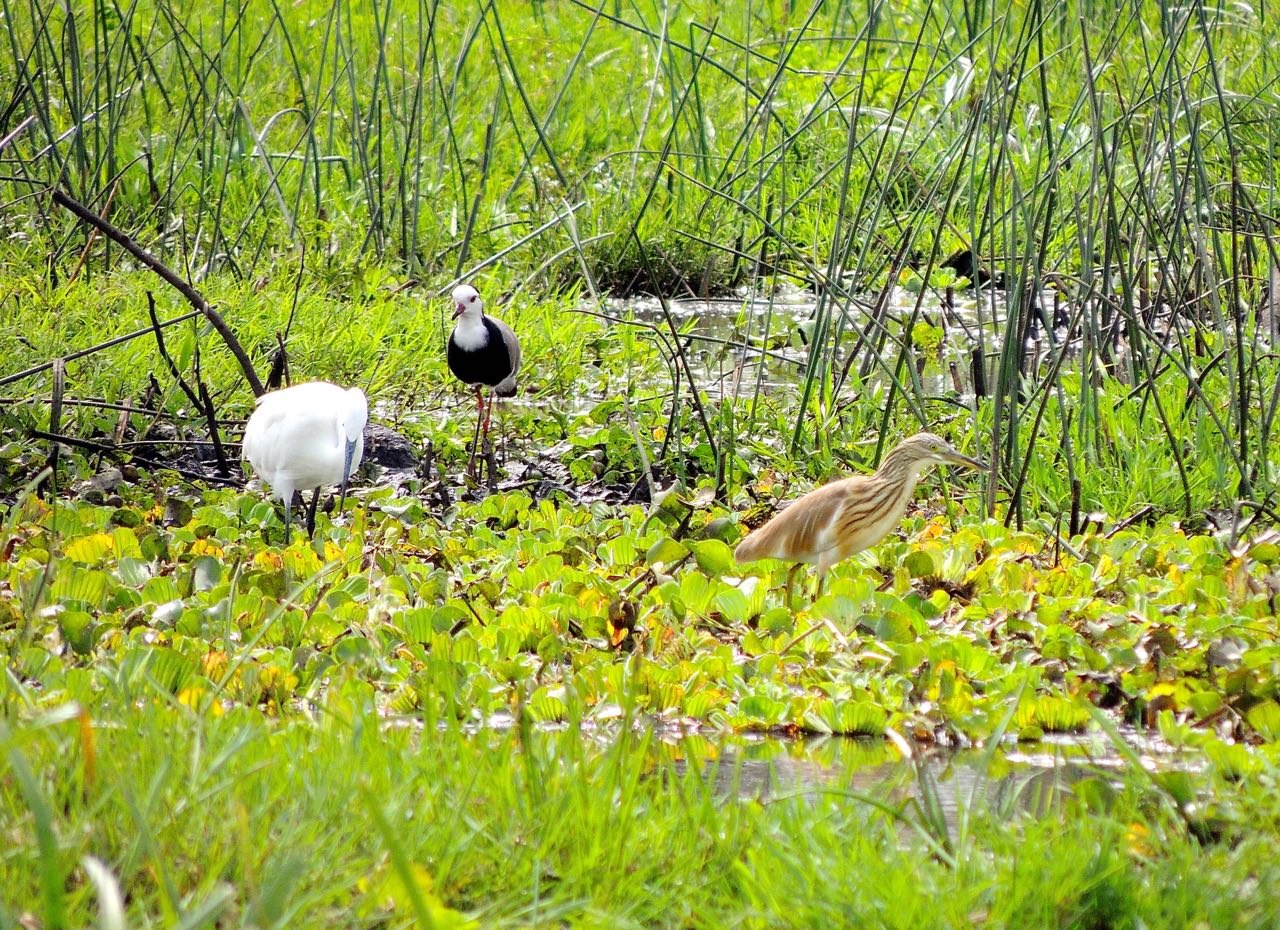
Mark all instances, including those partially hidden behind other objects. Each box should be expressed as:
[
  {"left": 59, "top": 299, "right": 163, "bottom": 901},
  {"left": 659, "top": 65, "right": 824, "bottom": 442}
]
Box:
[{"left": 448, "top": 317, "right": 515, "bottom": 388}]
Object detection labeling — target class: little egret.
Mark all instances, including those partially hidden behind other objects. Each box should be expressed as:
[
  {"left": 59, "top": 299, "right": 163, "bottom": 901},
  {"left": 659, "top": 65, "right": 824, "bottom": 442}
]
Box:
[
  {"left": 241, "top": 381, "right": 368, "bottom": 544},
  {"left": 446, "top": 284, "right": 521, "bottom": 471},
  {"left": 734, "top": 432, "right": 982, "bottom": 600}
]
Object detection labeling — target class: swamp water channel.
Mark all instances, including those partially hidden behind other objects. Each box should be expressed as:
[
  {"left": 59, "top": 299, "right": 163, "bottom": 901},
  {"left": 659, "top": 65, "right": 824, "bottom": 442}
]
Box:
[
  {"left": 388, "top": 284, "right": 1052, "bottom": 502},
  {"left": 610, "top": 283, "right": 1067, "bottom": 405},
  {"left": 450, "top": 721, "right": 1188, "bottom": 837}
]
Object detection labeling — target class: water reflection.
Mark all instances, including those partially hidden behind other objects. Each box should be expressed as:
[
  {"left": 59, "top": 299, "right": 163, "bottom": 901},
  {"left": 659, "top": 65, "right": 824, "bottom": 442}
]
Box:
[
  {"left": 659, "top": 733, "right": 1091, "bottom": 824},
  {"left": 610, "top": 284, "right": 1081, "bottom": 401},
  {"left": 437, "top": 715, "right": 1186, "bottom": 833},
  {"left": 643, "top": 726, "right": 1192, "bottom": 835}
]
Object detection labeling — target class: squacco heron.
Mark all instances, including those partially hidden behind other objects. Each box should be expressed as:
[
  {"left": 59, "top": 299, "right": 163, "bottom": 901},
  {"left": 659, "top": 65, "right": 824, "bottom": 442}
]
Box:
[{"left": 734, "top": 432, "right": 982, "bottom": 599}]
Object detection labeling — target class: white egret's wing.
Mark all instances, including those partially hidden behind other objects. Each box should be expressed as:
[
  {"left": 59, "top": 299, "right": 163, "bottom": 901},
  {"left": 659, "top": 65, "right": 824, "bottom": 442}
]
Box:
[{"left": 241, "top": 382, "right": 347, "bottom": 489}]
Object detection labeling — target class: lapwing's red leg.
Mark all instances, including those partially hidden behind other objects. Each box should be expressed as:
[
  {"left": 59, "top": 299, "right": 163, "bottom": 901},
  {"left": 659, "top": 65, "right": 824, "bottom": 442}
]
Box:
[
  {"left": 467, "top": 386, "right": 485, "bottom": 478},
  {"left": 482, "top": 390, "right": 495, "bottom": 439}
]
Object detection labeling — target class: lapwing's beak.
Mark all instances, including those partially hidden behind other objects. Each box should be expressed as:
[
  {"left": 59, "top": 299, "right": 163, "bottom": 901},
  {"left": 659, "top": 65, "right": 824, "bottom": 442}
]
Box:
[
  {"left": 451, "top": 304, "right": 465, "bottom": 319},
  {"left": 338, "top": 437, "right": 358, "bottom": 514}
]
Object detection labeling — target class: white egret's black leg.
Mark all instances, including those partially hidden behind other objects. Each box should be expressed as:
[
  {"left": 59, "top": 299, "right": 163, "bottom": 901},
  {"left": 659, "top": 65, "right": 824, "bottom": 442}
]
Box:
[
  {"left": 305, "top": 486, "right": 321, "bottom": 537},
  {"left": 282, "top": 495, "right": 293, "bottom": 547},
  {"left": 338, "top": 438, "right": 357, "bottom": 516}
]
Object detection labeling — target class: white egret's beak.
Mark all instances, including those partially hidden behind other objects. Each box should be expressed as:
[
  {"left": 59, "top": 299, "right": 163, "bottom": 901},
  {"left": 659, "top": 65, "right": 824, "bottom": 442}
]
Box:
[{"left": 338, "top": 437, "right": 359, "bottom": 514}]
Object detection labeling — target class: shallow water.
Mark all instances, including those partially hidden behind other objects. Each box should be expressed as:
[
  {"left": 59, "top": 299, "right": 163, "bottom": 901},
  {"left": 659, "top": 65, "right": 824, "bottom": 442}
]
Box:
[
  {"left": 609, "top": 283, "right": 1087, "bottom": 402},
  {"left": 675, "top": 737, "right": 1090, "bottom": 829},
  {"left": 384, "top": 283, "right": 1067, "bottom": 431},
  {"left": 659, "top": 727, "right": 1187, "bottom": 825},
  {"left": 445, "top": 715, "right": 1189, "bottom": 831}
]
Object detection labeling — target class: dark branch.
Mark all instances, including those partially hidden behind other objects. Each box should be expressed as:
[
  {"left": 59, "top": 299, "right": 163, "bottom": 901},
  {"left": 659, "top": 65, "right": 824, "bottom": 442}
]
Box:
[{"left": 48, "top": 188, "right": 265, "bottom": 396}]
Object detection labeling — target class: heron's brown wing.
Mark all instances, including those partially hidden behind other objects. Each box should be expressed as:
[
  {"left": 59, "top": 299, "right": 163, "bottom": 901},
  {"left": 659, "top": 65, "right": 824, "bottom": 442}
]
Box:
[{"left": 734, "top": 478, "right": 861, "bottom": 564}]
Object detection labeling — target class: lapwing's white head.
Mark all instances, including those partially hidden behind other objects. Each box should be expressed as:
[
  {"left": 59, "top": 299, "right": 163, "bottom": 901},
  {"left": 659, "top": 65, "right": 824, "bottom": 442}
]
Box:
[{"left": 451, "top": 284, "right": 482, "bottom": 321}]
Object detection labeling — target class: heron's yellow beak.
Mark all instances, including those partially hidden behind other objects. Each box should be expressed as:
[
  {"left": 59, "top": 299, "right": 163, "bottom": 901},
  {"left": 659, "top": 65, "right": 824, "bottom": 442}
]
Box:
[{"left": 944, "top": 448, "right": 984, "bottom": 469}]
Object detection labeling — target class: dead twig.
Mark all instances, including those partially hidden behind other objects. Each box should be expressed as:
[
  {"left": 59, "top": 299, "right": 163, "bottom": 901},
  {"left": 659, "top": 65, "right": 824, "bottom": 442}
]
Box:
[
  {"left": 191, "top": 342, "right": 231, "bottom": 478},
  {"left": 147, "top": 292, "right": 201, "bottom": 408},
  {"left": 266, "top": 333, "right": 289, "bottom": 390},
  {"left": 146, "top": 289, "right": 230, "bottom": 475},
  {"left": 66, "top": 179, "right": 121, "bottom": 286},
  {"left": 198, "top": 379, "right": 231, "bottom": 478},
  {"left": 112, "top": 399, "right": 131, "bottom": 447},
  {"left": 1104, "top": 505, "right": 1156, "bottom": 539},
  {"left": 40, "top": 359, "right": 65, "bottom": 496},
  {"left": 48, "top": 188, "right": 265, "bottom": 396},
  {"left": 29, "top": 429, "right": 241, "bottom": 486},
  {"left": 0, "top": 308, "right": 202, "bottom": 388},
  {"left": 0, "top": 114, "right": 36, "bottom": 154}
]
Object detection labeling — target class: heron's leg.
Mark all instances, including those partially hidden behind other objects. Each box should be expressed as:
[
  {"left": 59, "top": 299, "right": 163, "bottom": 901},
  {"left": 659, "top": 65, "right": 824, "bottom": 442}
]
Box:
[
  {"left": 305, "top": 486, "right": 321, "bottom": 537},
  {"left": 282, "top": 495, "right": 293, "bottom": 547},
  {"left": 784, "top": 563, "right": 803, "bottom": 609},
  {"left": 813, "top": 554, "right": 832, "bottom": 602}
]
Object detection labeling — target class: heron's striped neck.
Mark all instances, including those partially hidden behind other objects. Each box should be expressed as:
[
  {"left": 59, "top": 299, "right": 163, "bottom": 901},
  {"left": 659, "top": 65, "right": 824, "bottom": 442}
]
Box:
[{"left": 874, "top": 444, "right": 929, "bottom": 488}]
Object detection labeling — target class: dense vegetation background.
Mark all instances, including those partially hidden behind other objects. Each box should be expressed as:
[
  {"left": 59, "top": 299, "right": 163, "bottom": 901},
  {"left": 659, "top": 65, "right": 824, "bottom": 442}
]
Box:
[{"left": 3, "top": 1, "right": 1280, "bottom": 927}]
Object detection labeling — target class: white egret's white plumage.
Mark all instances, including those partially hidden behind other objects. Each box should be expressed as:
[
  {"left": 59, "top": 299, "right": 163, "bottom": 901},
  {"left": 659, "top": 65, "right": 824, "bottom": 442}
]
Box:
[
  {"left": 446, "top": 284, "right": 521, "bottom": 460},
  {"left": 241, "top": 381, "right": 368, "bottom": 543}
]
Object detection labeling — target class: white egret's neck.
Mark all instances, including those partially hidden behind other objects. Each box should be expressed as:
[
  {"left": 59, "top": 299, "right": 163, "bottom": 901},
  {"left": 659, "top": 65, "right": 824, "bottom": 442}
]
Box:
[{"left": 341, "top": 388, "right": 368, "bottom": 440}]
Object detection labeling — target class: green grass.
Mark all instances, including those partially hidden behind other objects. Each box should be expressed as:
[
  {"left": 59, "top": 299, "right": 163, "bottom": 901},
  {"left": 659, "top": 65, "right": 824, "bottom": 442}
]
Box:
[
  {"left": 3, "top": 439, "right": 1280, "bottom": 926},
  {"left": 5, "top": 0, "right": 1280, "bottom": 513},
  {"left": 3, "top": 701, "right": 1280, "bottom": 929},
  {"left": 7, "top": 0, "right": 1280, "bottom": 925}
]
